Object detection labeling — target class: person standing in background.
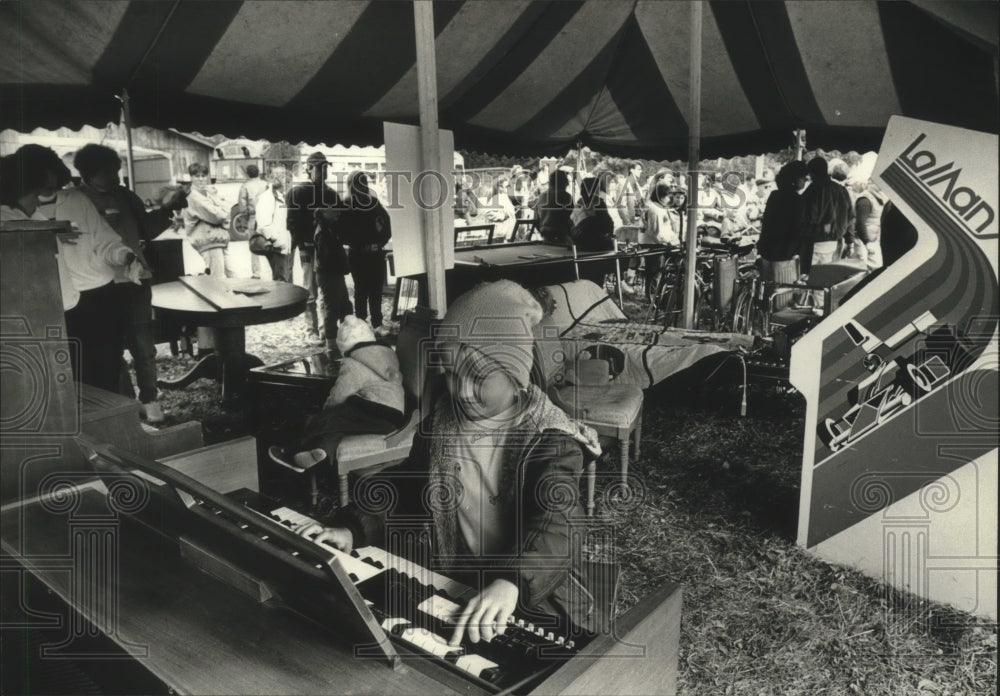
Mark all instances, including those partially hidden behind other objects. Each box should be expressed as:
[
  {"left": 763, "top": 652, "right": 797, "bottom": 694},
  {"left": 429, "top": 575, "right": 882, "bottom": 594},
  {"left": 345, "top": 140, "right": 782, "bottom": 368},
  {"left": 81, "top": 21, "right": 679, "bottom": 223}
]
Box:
[
  {"left": 853, "top": 180, "right": 887, "bottom": 270},
  {"left": 0, "top": 145, "right": 140, "bottom": 393},
  {"left": 639, "top": 179, "right": 681, "bottom": 300},
  {"left": 757, "top": 160, "right": 807, "bottom": 286},
  {"left": 569, "top": 176, "right": 616, "bottom": 288},
  {"left": 508, "top": 164, "right": 529, "bottom": 219},
  {"left": 799, "top": 157, "right": 852, "bottom": 273},
  {"left": 182, "top": 162, "right": 235, "bottom": 355},
  {"left": 617, "top": 161, "right": 645, "bottom": 225},
  {"left": 183, "top": 162, "right": 233, "bottom": 279},
  {"left": 829, "top": 161, "right": 857, "bottom": 259},
  {"left": 253, "top": 168, "right": 292, "bottom": 282},
  {"left": 486, "top": 176, "right": 518, "bottom": 243},
  {"left": 314, "top": 203, "right": 352, "bottom": 351},
  {"left": 74, "top": 144, "right": 165, "bottom": 423},
  {"left": 286, "top": 152, "right": 341, "bottom": 344},
  {"left": 337, "top": 171, "right": 392, "bottom": 337},
  {"left": 533, "top": 169, "right": 574, "bottom": 244},
  {"left": 238, "top": 164, "right": 269, "bottom": 279}
]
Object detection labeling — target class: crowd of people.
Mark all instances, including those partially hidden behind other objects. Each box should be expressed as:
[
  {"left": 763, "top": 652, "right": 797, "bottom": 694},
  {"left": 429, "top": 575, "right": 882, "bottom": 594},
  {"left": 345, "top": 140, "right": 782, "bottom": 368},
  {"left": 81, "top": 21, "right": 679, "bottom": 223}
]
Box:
[
  {"left": 0, "top": 140, "right": 922, "bottom": 652},
  {"left": 0, "top": 137, "right": 910, "bottom": 433},
  {"left": 755, "top": 156, "right": 899, "bottom": 288},
  {"left": 460, "top": 154, "right": 909, "bottom": 306},
  {"left": 0, "top": 145, "right": 394, "bottom": 422}
]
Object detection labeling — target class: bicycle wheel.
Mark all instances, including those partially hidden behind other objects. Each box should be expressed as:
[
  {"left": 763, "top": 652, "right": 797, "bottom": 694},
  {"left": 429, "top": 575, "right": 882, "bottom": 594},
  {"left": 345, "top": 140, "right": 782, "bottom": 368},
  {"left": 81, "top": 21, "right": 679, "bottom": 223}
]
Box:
[
  {"left": 644, "top": 271, "right": 667, "bottom": 323},
  {"left": 739, "top": 297, "right": 769, "bottom": 337},
  {"left": 750, "top": 300, "right": 768, "bottom": 336},
  {"left": 660, "top": 284, "right": 682, "bottom": 328},
  {"left": 732, "top": 288, "right": 753, "bottom": 334},
  {"left": 691, "top": 287, "right": 708, "bottom": 330},
  {"left": 693, "top": 287, "right": 716, "bottom": 331}
]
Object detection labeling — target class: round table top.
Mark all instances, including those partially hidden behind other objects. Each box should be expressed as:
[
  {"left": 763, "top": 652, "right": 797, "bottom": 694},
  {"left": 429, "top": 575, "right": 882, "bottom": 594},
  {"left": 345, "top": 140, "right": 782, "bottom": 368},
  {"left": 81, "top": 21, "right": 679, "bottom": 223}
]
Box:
[{"left": 152, "top": 278, "right": 309, "bottom": 328}]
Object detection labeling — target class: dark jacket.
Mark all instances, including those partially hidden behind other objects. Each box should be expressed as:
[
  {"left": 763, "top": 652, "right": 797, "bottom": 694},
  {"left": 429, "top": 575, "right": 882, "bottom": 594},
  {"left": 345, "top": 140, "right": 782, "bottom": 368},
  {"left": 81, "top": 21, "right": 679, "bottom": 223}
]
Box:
[
  {"left": 338, "top": 172, "right": 391, "bottom": 266},
  {"left": 285, "top": 181, "right": 341, "bottom": 249},
  {"left": 800, "top": 176, "right": 852, "bottom": 244},
  {"left": 533, "top": 192, "right": 574, "bottom": 244},
  {"left": 533, "top": 171, "right": 574, "bottom": 244},
  {"left": 757, "top": 188, "right": 803, "bottom": 261},
  {"left": 335, "top": 385, "right": 604, "bottom": 633},
  {"left": 570, "top": 208, "right": 615, "bottom": 285},
  {"left": 879, "top": 201, "right": 918, "bottom": 267}
]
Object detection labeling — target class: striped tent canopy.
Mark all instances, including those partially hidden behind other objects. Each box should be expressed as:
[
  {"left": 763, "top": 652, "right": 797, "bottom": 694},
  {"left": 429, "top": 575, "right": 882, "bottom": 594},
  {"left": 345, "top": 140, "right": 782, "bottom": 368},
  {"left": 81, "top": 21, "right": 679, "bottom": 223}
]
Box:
[{"left": 1, "top": 0, "right": 997, "bottom": 158}]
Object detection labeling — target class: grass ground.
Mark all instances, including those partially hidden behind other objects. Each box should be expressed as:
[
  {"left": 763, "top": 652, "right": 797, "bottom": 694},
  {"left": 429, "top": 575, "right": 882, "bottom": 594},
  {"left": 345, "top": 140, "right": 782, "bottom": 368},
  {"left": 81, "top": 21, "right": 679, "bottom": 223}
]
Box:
[{"left": 148, "top": 289, "right": 996, "bottom": 696}]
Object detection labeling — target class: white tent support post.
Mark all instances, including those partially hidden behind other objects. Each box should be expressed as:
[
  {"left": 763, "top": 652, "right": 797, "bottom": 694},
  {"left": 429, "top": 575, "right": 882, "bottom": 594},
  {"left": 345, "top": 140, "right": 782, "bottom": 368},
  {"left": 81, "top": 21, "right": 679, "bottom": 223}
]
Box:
[
  {"left": 575, "top": 140, "right": 583, "bottom": 188},
  {"left": 119, "top": 88, "right": 136, "bottom": 193},
  {"left": 683, "top": 0, "right": 703, "bottom": 329},
  {"left": 413, "top": 0, "right": 447, "bottom": 314}
]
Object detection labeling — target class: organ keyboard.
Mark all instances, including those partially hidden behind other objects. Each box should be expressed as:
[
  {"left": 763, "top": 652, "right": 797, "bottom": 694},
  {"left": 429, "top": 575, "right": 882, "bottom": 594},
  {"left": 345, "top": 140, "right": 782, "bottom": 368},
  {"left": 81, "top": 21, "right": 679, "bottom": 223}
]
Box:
[
  {"left": 68, "top": 435, "right": 682, "bottom": 695},
  {"left": 260, "top": 505, "right": 580, "bottom": 688}
]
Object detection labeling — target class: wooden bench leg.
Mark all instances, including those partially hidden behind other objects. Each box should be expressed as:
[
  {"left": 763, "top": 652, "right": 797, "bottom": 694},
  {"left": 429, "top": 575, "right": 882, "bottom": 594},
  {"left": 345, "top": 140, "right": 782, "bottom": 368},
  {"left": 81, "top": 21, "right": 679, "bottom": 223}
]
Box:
[
  {"left": 632, "top": 409, "right": 642, "bottom": 463},
  {"left": 339, "top": 473, "right": 350, "bottom": 509},
  {"left": 586, "top": 459, "right": 596, "bottom": 517},
  {"left": 619, "top": 434, "right": 629, "bottom": 487}
]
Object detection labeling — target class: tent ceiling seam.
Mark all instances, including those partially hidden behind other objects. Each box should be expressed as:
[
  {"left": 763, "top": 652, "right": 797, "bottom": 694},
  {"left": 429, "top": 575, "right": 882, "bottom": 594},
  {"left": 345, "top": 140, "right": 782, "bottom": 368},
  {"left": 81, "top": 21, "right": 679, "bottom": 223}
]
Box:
[
  {"left": 745, "top": 0, "right": 801, "bottom": 128},
  {"left": 127, "top": 0, "right": 180, "bottom": 87},
  {"left": 580, "top": 0, "right": 640, "bottom": 144}
]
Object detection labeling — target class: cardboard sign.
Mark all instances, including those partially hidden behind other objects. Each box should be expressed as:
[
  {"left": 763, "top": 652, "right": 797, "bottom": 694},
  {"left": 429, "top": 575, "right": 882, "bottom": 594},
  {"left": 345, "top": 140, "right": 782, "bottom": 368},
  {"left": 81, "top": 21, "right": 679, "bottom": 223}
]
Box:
[
  {"left": 793, "top": 117, "right": 998, "bottom": 619},
  {"left": 384, "top": 122, "right": 455, "bottom": 278}
]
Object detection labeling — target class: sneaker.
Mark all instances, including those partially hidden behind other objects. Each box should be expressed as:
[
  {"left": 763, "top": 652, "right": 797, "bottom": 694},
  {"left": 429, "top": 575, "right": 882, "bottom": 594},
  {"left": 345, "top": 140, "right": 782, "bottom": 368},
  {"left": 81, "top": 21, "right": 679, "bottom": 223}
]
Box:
[
  {"left": 294, "top": 449, "right": 327, "bottom": 470},
  {"left": 269, "top": 445, "right": 304, "bottom": 472},
  {"left": 141, "top": 401, "right": 165, "bottom": 424},
  {"left": 268, "top": 445, "right": 327, "bottom": 472}
]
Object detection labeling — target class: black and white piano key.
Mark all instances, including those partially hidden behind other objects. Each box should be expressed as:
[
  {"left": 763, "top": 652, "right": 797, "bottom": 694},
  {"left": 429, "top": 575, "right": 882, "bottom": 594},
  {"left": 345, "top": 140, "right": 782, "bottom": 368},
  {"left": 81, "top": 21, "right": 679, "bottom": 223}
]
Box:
[
  {"left": 381, "top": 618, "right": 500, "bottom": 681},
  {"left": 355, "top": 546, "right": 476, "bottom": 603},
  {"left": 266, "top": 507, "right": 383, "bottom": 582}
]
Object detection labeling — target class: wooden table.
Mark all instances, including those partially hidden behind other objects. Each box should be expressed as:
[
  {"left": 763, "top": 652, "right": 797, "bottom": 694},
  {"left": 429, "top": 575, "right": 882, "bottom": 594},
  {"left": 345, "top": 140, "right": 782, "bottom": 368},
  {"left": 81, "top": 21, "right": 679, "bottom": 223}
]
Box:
[{"left": 152, "top": 277, "right": 308, "bottom": 407}]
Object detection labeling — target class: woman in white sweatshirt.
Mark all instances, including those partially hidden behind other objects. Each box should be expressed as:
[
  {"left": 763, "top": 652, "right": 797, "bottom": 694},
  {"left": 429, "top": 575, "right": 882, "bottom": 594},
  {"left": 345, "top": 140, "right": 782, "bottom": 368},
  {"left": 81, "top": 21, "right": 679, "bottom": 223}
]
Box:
[
  {"left": 253, "top": 172, "right": 292, "bottom": 281},
  {"left": 0, "top": 146, "right": 140, "bottom": 392}
]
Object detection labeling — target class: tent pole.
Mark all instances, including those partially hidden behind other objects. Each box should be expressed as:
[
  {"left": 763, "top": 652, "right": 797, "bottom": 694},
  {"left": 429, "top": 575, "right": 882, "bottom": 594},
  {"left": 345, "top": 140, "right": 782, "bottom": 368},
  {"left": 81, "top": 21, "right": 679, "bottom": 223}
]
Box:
[
  {"left": 119, "top": 89, "right": 137, "bottom": 193},
  {"left": 576, "top": 140, "right": 583, "bottom": 192},
  {"left": 413, "top": 0, "right": 446, "bottom": 314},
  {"left": 682, "top": 0, "right": 702, "bottom": 329}
]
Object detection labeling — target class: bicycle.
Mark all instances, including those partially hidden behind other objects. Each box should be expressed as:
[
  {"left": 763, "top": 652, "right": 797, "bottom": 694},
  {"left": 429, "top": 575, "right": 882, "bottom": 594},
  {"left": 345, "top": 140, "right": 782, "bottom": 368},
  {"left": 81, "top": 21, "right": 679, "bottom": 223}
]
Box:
[
  {"left": 731, "top": 269, "right": 769, "bottom": 336},
  {"left": 648, "top": 236, "right": 756, "bottom": 331},
  {"left": 731, "top": 257, "right": 819, "bottom": 338}
]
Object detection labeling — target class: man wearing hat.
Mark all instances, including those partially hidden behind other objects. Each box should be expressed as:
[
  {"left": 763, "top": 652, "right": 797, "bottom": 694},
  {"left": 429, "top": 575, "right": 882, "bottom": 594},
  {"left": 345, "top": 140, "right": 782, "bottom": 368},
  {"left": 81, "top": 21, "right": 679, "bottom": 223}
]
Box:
[{"left": 286, "top": 152, "right": 343, "bottom": 343}]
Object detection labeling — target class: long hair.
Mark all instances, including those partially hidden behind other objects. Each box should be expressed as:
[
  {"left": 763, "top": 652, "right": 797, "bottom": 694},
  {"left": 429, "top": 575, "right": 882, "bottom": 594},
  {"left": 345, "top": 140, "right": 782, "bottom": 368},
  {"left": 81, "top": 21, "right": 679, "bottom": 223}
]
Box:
[{"left": 347, "top": 170, "right": 378, "bottom": 211}]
